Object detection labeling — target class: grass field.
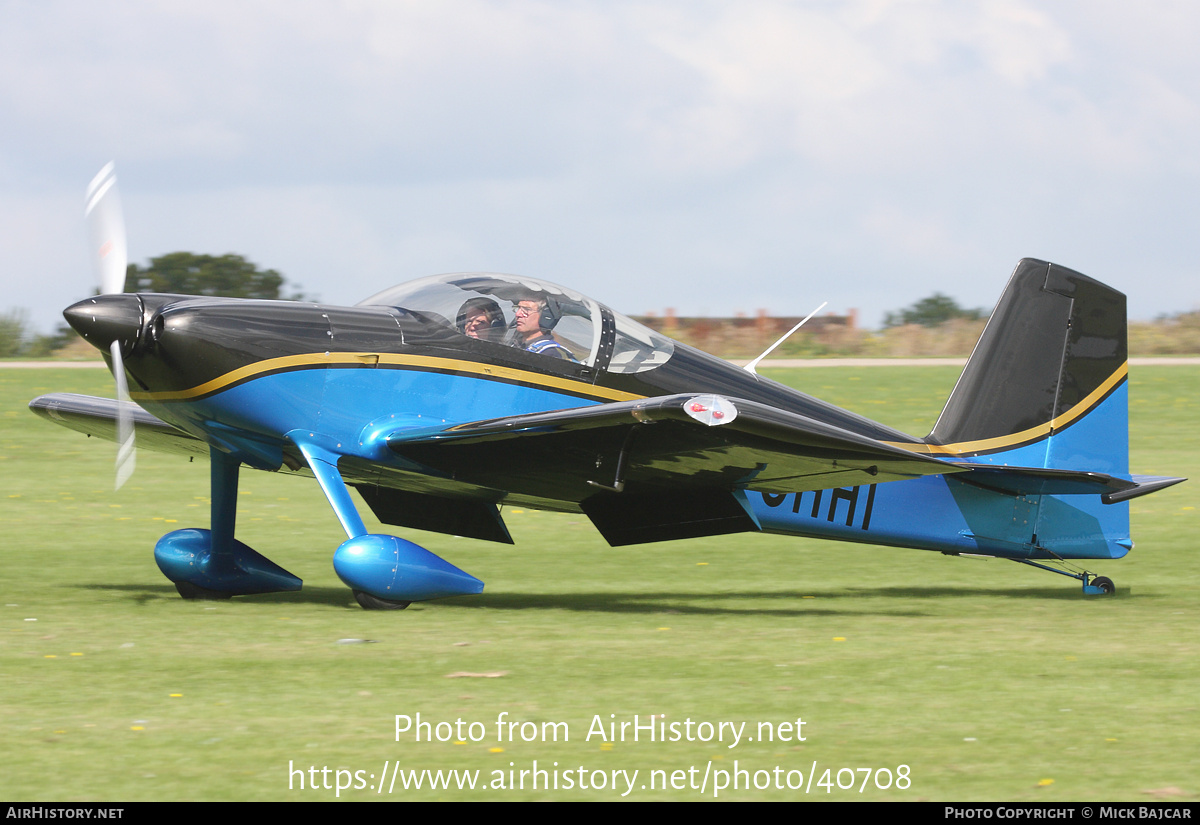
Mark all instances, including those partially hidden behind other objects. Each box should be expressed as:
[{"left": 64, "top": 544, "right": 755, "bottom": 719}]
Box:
[{"left": 1, "top": 365, "right": 1196, "bottom": 801}]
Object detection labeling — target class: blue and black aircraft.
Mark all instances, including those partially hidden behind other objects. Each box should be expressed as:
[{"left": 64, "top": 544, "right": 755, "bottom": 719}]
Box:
[{"left": 30, "top": 166, "right": 1185, "bottom": 608}]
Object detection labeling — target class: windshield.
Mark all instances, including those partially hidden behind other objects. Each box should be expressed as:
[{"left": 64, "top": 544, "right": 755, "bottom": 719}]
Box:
[{"left": 359, "top": 273, "right": 673, "bottom": 373}]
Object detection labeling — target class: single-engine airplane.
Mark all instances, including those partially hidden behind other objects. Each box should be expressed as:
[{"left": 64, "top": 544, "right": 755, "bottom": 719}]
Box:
[{"left": 30, "top": 165, "right": 1185, "bottom": 608}]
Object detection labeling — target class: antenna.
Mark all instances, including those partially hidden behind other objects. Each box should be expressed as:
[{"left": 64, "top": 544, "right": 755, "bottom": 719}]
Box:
[{"left": 743, "top": 301, "right": 827, "bottom": 375}]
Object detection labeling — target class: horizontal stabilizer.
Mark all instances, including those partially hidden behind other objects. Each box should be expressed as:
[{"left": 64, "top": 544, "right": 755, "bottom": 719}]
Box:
[
  {"left": 1101, "top": 474, "right": 1187, "bottom": 504},
  {"left": 951, "top": 463, "right": 1186, "bottom": 503}
]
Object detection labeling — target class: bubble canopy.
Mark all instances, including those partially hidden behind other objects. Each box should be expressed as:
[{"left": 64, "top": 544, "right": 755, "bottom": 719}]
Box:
[{"left": 358, "top": 273, "right": 674, "bottom": 374}]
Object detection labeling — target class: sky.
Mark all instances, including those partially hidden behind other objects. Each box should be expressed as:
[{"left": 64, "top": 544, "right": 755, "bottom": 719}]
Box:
[{"left": 3, "top": 0, "right": 1198, "bottom": 335}]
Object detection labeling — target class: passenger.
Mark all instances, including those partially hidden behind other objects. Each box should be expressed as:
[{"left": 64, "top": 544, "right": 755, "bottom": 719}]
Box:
[
  {"left": 511, "top": 294, "right": 577, "bottom": 361},
  {"left": 456, "top": 297, "right": 506, "bottom": 343}
]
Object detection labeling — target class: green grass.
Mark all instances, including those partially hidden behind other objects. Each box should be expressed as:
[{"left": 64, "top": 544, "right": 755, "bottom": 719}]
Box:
[{"left": 1, "top": 366, "right": 1196, "bottom": 801}]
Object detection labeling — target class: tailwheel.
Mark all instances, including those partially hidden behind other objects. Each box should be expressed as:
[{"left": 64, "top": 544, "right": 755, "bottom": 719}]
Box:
[
  {"left": 353, "top": 590, "right": 412, "bottom": 611},
  {"left": 175, "top": 581, "right": 234, "bottom": 601},
  {"left": 1014, "top": 558, "right": 1118, "bottom": 595}
]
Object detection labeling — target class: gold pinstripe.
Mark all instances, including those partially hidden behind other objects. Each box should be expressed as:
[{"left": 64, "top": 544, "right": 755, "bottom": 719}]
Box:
[
  {"left": 128, "top": 352, "right": 646, "bottom": 404},
  {"left": 126, "top": 352, "right": 1126, "bottom": 457},
  {"left": 884, "top": 361, "right": 1128, "bottom": 456}
]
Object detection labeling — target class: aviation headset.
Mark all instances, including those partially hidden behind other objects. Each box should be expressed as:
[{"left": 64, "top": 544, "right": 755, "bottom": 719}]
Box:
[
  {"left": 514, "top": 292, "right": 562, "bottom": 332},
  {"left": 456, "top": 297, "right": 507, "bottom": 336}
]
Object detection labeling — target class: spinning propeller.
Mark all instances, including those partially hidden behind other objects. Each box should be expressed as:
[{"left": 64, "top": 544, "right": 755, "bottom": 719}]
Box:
[{"left": 85, "top": 162, "right": 136, "bottom": 489}]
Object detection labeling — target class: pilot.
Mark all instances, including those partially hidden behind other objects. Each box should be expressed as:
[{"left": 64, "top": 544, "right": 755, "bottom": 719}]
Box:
[
  {"left": 456, "top": 297, "right": 506, "bottom": 343},
  {"left": 512, "top": 294, "right": 577, "bottom": 361}
]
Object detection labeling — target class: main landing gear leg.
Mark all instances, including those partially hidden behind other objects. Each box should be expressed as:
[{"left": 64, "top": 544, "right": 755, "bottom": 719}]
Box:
[
  {"left": 1014, "top": 559, "right": 1116, "bottom": 595},
  {"left": 290, "top": 434, "right": 484, "bottom": 610},
  {"left": 153, "top": 446, "right": 303, "bottom": 599}
]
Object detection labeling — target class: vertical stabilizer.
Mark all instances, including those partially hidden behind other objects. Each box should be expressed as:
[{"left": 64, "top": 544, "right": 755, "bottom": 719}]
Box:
[{"left": 928, "top": 259, "right": 1127, "bottom": 475}]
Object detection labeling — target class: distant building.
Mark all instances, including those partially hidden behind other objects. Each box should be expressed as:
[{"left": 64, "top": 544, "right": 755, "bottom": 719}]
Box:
[{"left": 632, "top": 309, "right": 857, "bottom": 356}]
